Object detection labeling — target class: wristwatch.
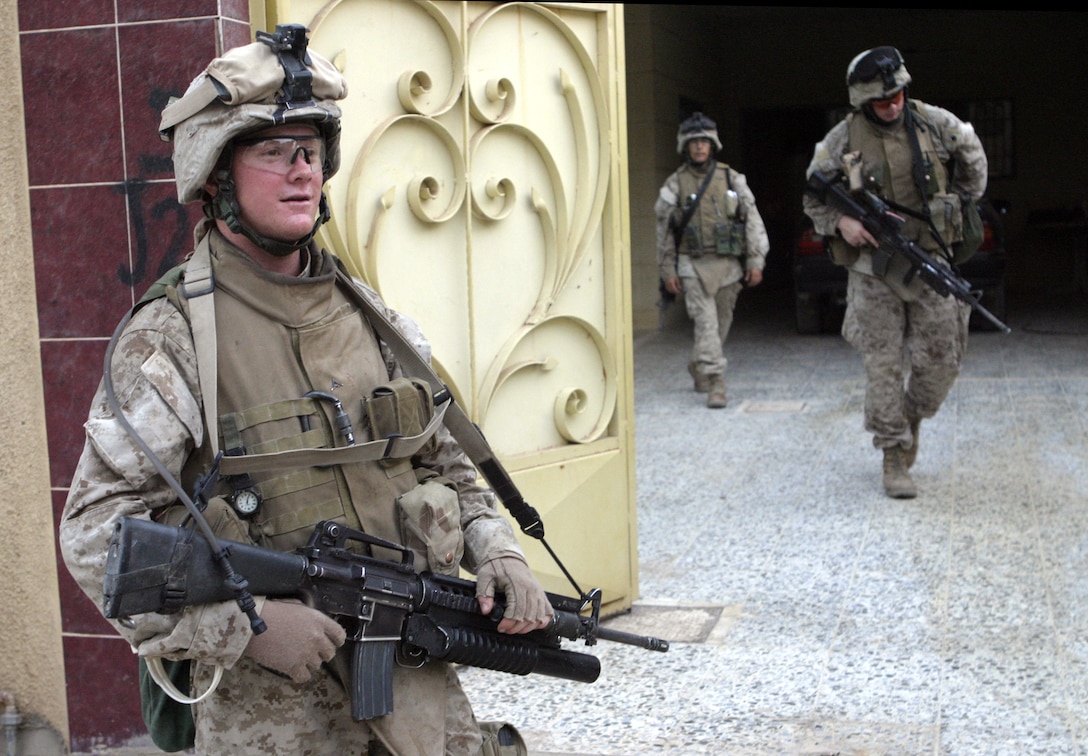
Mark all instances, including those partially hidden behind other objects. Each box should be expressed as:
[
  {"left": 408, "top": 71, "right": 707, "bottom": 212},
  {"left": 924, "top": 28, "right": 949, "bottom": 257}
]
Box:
[{"left": 230, "top": 487, "right": 261, "bottom": 518}]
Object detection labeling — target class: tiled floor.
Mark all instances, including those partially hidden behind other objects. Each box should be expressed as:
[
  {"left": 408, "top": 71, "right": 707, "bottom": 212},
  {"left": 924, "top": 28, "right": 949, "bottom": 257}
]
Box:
[{"left": 460, "top": 289, "right": 1088, "bottom": 755}]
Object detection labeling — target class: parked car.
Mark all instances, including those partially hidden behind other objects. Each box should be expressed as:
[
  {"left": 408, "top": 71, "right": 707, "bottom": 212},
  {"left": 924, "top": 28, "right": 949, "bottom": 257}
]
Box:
[{"left": 791, "top": 199, "right": 1008, "bottom": 334}]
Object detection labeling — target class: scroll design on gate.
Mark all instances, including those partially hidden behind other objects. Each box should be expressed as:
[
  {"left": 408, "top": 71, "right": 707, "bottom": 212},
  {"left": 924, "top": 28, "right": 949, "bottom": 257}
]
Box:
[{"left": 310, "top": 1, "right": 616, "bottom": 450}]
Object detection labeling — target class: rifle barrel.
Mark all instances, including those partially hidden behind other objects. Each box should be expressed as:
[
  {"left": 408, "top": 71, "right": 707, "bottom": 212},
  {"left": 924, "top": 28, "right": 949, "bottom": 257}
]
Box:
[{"left": 596, "top": 625, "right": 670, "bottom": 652}]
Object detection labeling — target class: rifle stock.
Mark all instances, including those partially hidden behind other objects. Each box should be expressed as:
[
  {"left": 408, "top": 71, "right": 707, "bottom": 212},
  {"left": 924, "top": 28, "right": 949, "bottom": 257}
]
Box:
[
  {"left": 104, "top": 517, "right": 668, "bottom": 720},
  {"left": 805, "top": 171, "right": 1011, "bottom": 334}
]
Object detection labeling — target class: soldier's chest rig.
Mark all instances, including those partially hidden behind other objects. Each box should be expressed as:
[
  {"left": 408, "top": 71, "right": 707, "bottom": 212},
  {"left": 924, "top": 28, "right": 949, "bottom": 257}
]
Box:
[
  {"left": 153, "top": 235, "right": 448, "bottom": 557},
  {"left": 844, "top": 103, "right": 964, "bottom": 251},
  {"left": 674, "top": 163, "right": 747, "bottom": 259}
]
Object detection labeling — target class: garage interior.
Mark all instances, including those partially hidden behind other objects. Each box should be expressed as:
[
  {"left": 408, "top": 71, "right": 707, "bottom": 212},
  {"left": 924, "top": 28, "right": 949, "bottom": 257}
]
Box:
[{"left": 622, "top": 7, "right": 1088, "bottom": 335}]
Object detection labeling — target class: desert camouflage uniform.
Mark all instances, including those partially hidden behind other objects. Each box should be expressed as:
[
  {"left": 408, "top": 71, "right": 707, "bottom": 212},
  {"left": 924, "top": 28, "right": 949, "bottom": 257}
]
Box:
[
  {"left": 655, "top": 161, "right": 769, "bottom": 377},
  {"left": 803, "top": 100, "right": 987, "bottom": 449},
  {"left": 60, "top": 231, "right": 525, "bottom": 755}
]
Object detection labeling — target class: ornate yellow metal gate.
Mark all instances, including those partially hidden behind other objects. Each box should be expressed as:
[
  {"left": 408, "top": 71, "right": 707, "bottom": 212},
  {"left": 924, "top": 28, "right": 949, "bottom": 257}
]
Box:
[{"left": 261, "top": 0, "right": 636, "bottom": 611}]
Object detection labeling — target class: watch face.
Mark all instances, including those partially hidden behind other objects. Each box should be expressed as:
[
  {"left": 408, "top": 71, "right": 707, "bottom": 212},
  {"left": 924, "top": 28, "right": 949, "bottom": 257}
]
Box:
[{"left": 232, "top": 489, "right": 260, "bottom": 516}]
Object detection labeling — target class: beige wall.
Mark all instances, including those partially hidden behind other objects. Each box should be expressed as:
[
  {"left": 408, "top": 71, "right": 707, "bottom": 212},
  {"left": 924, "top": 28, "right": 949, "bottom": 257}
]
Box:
[
  {"left": 0, "top": 0, "right": 69, "bottom": 751},
  {"left": 623, "top": 5, "right": 661, "bottom": 334}
]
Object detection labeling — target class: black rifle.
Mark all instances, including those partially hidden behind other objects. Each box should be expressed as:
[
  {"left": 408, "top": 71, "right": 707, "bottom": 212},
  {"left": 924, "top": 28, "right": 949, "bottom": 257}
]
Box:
[
  {"left": 103, "top": 517, "right": 669, "bottom": 721},
  {"left": 805, "top": 171, "right": 1010, "bottom": 334}
]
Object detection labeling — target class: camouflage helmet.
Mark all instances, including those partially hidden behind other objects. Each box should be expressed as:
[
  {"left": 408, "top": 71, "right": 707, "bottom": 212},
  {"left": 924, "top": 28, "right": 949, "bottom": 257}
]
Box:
[
  {"left": 846, "top": 46, "right": 911, "bottom": 110},
  {"left": 676, "top": 111, "right": 722, "bottom": 156},
  {"left": 159, "top": 24, "right": 348, "bottom": 205}
]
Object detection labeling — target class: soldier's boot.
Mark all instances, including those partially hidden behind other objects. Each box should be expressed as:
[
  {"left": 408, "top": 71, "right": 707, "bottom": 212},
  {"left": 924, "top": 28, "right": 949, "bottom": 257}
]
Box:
[
  {"left": 903, "top": 416, "right": 922, "bottom": 469},
  {"left": 688, "top": 362, "right": 709, "bottom": 393},
  {"left": 882, "top": 447, "right": 917, "bottom": 499},
  {"left": 706, "top": 375, "right": 727, "bottom": 409}
]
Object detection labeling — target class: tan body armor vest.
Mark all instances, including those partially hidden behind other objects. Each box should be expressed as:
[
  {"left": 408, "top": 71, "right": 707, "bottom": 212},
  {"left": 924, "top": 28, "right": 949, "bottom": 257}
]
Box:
[
  {"left": 173, "top": 235, "right": 419, "bottom": 559},
  {"left": 675, "top": 162, "right": 745, "bottom": 258},
  {"left": 846, "top": 102, "right": 962, "bottom": 251}
]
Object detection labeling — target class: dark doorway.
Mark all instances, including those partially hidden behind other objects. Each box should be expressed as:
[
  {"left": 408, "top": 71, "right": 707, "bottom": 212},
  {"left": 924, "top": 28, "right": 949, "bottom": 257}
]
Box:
[{"left": 740, "top": 106, "right": 831, "bottom": 303}]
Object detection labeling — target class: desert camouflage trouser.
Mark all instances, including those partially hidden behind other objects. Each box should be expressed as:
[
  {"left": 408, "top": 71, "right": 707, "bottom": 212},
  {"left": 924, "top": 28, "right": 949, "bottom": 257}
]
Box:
[
  {"left": 192, "top": 655, "right": 483, "bottom": 755},
  {"left": 681, "top": 275, "right": 743, "bottom": 378},
  {"left": 842, "top": 270, "right": 970, "bottom": 450}
]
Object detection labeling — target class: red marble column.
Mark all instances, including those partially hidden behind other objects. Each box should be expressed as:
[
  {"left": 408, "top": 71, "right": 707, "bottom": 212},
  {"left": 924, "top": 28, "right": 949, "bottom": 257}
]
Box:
[{"left": 19, "top": 1, "right": 249, "bottom": 749}]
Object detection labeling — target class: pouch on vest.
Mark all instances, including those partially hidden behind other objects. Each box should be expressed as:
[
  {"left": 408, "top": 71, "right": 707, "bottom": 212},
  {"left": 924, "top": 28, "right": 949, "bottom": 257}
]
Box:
[
  {"left": 828, "top": 236, "right": 861, "bottom": 267},
  {"left": 365, "top": 376, "right": 438, "bottom": 471},
  {"left": 714, "top": 220, "right": 746, "bottom": 257},
  {"left": 396, "top": 468, "right": 463, "bottom": 575},
  {"left": 953, "top": 195, "right": 985, "bottom": 264},
  {"left": 928, "top": 192, "right": 964, "bottom": 248},
  {"left": 682, "top": 223, "right": 702, "bottom": 257},
  {"left": 858, "top": 160, "right": 885, "bottom": 197},
  {"left": 478, "top": 721, "right": 529, "bottom": 756}
]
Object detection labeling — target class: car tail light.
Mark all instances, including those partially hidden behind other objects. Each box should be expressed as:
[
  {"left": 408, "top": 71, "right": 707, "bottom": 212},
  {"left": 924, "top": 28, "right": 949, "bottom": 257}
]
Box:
[
  {"left": 977, "top": 220, "right": 996, "bottom": 252},
  {"left": 797, "top": 228, "right": 828, "bottom": 257}
]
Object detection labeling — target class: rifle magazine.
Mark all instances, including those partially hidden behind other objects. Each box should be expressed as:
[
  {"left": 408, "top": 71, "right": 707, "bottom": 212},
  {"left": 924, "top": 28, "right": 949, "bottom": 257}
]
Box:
[{"left": 350, "top": 639, "right": 396, "bottom": 720}]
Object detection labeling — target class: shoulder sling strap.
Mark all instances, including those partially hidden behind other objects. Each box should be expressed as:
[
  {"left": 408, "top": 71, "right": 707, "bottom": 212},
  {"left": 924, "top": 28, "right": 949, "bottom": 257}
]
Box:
[{"left": 902, "top": 104, "right": 954, "bottom": 261}]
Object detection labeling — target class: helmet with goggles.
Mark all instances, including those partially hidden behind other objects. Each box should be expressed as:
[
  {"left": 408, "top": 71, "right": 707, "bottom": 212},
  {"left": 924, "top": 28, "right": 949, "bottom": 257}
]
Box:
[
  {"left": 159, "top": 24, "right": 347, "bottom": 253},
  {"left": 846, "top": 46, "right": 912, "bottom": 110},
  {"left": 676, "top": 111, "right": 722, "bottom": 157}
]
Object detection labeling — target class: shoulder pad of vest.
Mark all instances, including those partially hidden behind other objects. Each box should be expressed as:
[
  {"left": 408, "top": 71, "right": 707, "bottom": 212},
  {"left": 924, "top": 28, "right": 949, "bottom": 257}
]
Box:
[{"left": 136, "top": 265, "right": 187, "bottom": 309}]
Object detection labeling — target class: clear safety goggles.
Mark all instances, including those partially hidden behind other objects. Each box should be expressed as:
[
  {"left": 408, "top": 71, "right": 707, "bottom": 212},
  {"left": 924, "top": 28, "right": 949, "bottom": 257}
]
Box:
[{"left": 234, "top": 134, "right": 326, "bottom": 175}]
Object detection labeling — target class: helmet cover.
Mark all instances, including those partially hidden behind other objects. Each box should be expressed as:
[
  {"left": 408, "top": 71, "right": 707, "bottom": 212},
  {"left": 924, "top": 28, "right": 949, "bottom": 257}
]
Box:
[
  {"left": 160, "top": 26, "right": 348, "bottom": 205},
  {"left": 846, "top": 46, "right": 912, "bottom": 110},
  {"left": 676, "top": 111, "right": 723, "bottom": 155}
]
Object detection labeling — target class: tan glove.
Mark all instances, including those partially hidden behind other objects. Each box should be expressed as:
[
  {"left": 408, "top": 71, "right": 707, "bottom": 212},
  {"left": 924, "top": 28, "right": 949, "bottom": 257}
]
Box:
[
  {"left": 243, "top": 599, "right": 346, "bottom": 683},
  {"left": 475, "top": 554, "right": 554, "bottom": 634}
]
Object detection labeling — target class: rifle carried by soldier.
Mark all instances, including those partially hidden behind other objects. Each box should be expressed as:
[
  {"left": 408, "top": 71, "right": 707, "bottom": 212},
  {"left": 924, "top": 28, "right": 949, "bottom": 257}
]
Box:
[
  {"left": 805, "top": 170, "right": 1010, "bottom": 334},
  {"left": 103, "top": 516, "right": 669, "bottom": 722}
]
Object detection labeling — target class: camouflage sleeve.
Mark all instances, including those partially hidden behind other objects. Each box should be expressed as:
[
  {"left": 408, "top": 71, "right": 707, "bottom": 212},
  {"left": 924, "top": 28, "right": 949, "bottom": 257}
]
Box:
[
  {"left": 803, "top": 119, "right": 851, "bottom": 236},
  {"left": 732, "top": 170, "right": 770, "bottom": 268},
  {"left": 921, "top": 102, "right": 989, "bottom": 200},
  {"left": 58, "top": 300, "right": 254, "bottom": 666},
  {"left": 352, "top": 280, "right": 525, "bottom": 573},
  {"left": 654, "top": 171, "right": 681, "bottom": 281}
]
